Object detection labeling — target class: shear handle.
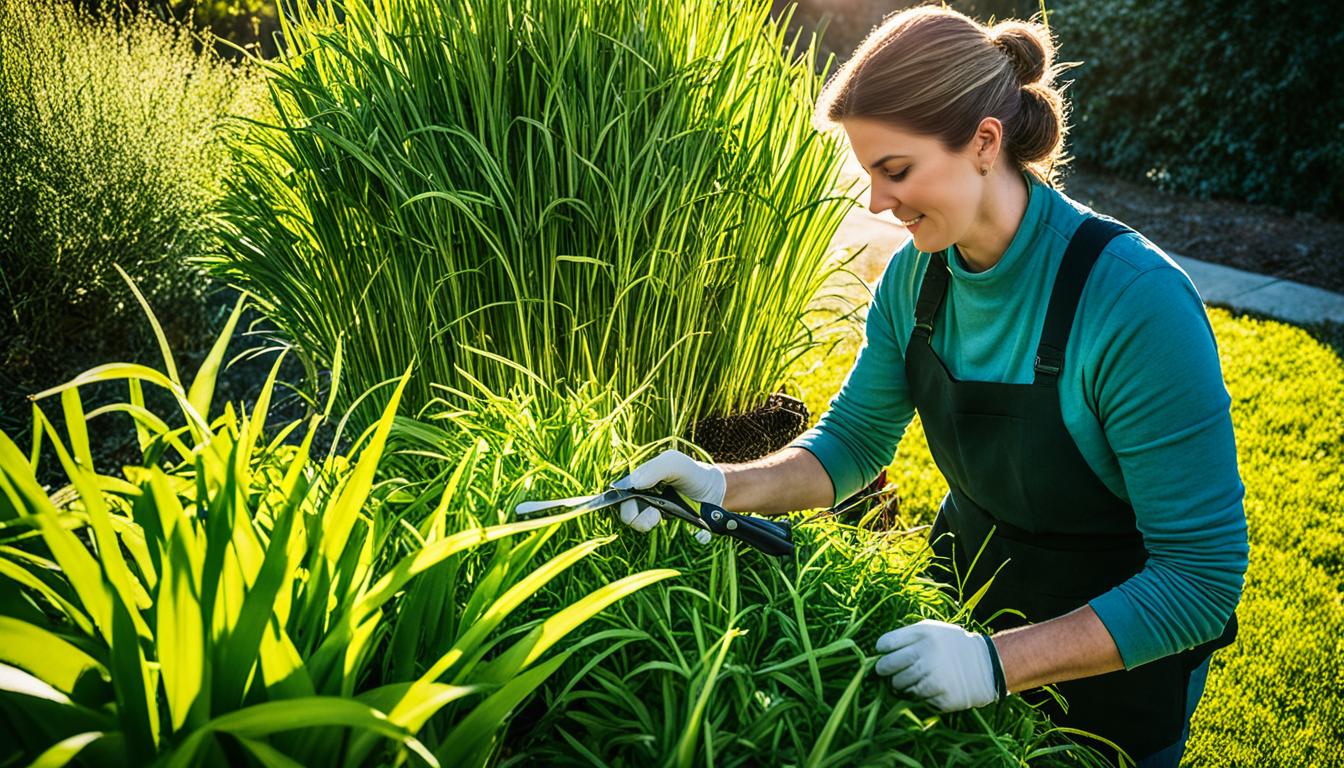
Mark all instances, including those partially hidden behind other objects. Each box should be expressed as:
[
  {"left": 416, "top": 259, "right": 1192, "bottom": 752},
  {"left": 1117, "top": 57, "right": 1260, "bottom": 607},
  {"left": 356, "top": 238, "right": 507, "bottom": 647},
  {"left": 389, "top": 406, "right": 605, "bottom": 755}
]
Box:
[
  {"left": 700, "top": 504, "right": 794, "bottom": 557},
  {"left": 631, "top": 484, "right": 794, "bottom": 557}
]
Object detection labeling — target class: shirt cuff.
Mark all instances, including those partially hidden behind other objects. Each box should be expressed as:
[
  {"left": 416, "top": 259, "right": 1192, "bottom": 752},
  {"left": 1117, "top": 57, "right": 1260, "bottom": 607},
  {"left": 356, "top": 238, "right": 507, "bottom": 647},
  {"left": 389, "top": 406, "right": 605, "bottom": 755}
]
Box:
[{"left": 1088, "top": 587, "right": 1164, "bottom": 670}]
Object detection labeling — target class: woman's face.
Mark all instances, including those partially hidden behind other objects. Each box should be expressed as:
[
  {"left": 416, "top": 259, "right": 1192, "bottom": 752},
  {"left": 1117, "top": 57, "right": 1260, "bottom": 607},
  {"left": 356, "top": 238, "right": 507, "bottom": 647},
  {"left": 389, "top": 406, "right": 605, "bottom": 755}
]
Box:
[{"left": 841, "top": 116, "right": 988, "bottom": 254}]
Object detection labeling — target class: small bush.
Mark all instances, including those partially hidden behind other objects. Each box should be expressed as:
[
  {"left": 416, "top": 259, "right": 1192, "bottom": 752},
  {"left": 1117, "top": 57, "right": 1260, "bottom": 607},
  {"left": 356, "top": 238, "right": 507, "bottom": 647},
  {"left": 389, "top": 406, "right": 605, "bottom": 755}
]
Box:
[
  {"left": 0, "top": 290, "right": 672, "bottom": 767},
  {"left": 1051, "top": 0, "right": 1344, "bottom": 215},
  {"left": 0, "top": 0, "right": 265, "bottom": 430}
]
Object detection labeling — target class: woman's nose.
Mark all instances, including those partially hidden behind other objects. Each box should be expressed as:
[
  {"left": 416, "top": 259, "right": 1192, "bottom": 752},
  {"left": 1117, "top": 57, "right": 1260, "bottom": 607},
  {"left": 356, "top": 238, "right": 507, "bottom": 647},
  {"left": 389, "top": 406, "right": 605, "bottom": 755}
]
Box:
[{"left": 868, "top": 188, "right": 893, "bottom": 216}]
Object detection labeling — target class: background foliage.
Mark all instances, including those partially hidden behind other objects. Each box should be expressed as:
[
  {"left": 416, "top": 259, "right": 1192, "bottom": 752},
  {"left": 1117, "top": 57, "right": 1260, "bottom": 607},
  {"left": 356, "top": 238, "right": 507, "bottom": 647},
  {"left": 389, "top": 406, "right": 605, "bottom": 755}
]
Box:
[
  {"left": 72, "top": 0, "right": 282, "bottom": 59},
  {"left": 0, "top": 0, "right": 266, "bottom": 434},
  {"left": 1050, "top": 0, "right": 1343, "bottom": 216}
]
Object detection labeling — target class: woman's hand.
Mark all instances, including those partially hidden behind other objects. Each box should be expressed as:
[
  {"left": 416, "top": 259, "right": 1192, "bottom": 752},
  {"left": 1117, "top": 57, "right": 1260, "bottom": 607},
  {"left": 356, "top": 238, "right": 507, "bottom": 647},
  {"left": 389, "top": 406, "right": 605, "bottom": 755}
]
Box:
[
  {"left": 612, "top": 449, "right": 725, "bottom": 543},
  {"left": 875, "top": 619, "right": 1004, "bottom": 712}
]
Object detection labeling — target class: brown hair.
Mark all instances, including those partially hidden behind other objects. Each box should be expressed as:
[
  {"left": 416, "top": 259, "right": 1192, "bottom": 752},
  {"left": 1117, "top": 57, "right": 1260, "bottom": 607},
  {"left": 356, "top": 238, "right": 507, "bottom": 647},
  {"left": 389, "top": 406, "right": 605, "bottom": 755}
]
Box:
[{"left": 815, "top": 5, "right": 1071, "bottom": 188}]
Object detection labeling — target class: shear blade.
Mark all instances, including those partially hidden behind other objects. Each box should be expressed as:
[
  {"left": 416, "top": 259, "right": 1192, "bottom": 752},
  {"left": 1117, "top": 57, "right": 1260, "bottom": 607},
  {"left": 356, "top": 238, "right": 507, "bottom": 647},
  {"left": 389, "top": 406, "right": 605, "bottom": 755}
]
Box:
[{"left": 514, "top": 494, "right": 598, "bottom": 517}]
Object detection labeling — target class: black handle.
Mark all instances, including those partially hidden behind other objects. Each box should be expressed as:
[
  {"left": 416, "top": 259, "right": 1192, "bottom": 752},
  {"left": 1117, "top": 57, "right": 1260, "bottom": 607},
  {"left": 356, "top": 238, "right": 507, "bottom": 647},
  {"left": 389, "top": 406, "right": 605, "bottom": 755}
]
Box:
[
  {"left": 625, "top": 484, "right": 794, "bottom": 557},
  {"left": 702, "top": 504, "right": 794, "bottom": 557}
]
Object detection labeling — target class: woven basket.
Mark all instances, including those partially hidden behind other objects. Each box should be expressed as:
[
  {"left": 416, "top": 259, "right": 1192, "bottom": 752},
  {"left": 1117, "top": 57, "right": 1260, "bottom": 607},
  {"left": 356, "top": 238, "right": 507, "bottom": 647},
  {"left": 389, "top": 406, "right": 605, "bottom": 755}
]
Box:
[{"left": 686, "top": 392, "right": 810, "bottom": 464}]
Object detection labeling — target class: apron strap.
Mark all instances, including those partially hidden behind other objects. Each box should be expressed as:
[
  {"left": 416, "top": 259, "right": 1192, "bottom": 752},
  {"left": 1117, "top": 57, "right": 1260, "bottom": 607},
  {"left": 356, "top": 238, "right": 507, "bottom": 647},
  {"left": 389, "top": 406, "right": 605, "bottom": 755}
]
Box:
[
  {"left": 1034, "top": 216, "right": 1134, "bottom": 380},
  {"left": 912, "top": 253, "right": 951, "bottom": 340}
]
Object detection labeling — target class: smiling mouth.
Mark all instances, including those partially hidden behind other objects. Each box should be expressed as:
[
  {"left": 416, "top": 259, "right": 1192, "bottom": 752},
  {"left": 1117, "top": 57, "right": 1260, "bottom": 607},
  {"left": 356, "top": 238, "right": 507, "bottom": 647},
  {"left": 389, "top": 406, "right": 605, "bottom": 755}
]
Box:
[{"left": 898, "top": 214, "right": 925, "bottom": 227}]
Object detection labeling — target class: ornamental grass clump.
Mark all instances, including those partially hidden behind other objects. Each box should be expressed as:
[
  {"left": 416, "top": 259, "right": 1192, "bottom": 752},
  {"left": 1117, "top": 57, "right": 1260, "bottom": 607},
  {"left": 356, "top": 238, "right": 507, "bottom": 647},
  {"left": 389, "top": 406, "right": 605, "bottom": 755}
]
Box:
[
  {"left": 0, "top": 278, "right": 674, "bottom": 767},
  {"left": 213, "top": 0, "right": 857, "bottom": 441},
  {"left": 509, "top": 525, "right": 1122, "bottom": 766}
]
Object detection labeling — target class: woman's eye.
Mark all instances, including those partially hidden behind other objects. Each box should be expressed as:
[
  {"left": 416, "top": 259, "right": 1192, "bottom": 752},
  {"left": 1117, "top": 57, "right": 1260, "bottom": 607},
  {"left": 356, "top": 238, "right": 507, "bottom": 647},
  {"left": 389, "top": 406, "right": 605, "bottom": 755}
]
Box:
[{"left": 885, "top": 168, "right": 909, "bottom": 182}]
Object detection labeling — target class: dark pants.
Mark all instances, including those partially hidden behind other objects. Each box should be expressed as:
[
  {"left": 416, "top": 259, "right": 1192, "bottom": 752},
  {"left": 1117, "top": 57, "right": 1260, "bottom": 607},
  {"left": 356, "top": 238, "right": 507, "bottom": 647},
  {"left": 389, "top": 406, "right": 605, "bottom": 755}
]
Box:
[{"left": 1134, "top": 655, "right": 1211, "bottom": 767}]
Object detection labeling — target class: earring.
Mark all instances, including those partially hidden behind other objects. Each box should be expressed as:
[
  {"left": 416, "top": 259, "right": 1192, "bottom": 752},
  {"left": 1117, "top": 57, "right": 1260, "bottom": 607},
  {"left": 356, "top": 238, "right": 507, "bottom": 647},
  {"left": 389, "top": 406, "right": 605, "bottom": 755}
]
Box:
[{"left": 980, "top": 166, "right": 990, "bottom": 176}]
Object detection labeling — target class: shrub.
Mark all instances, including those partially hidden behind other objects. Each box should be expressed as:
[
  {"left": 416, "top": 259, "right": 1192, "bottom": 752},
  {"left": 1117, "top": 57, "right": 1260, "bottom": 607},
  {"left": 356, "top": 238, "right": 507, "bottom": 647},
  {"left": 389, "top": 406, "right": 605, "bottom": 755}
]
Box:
[
  {"left": 1051, "top": 0, "right": 1344, "bottom": 215},
  {"left": 0, "top": 283, "right": 673, "bottom": 766},
  {"left": 0, "top": 0, "right": 265, "bottom": 432},
  {"left": 211, "top": 0, "right": 858, "bottom": 443}
]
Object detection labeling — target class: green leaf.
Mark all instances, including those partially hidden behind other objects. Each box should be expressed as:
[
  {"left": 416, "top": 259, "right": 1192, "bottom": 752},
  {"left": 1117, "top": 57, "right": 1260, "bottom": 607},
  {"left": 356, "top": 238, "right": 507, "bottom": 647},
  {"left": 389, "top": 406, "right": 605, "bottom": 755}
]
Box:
[
  {"left": 113, "top": 264, "right": 180, "bottom": 387},
  {"left": 804, "top": 659, "right": 868, "bottom": 768},
  {"left": 0, "top": 663, "right": 115, "bottom": 728},
  {"left": 166, "top": 697, "right": 438, "bottom": 768},
  {"left": 235, "top": 735, "right": 308, "bottom": 768},
  {"left": 321, "top": 365, "right": 413, "bottom": 569},
  {"left": 108, "top": 590, "right": 158, "bottom": 759},
  {"left": 322, "top": 336, "right": 344, "bottom": 421},
  {"left": 156, "top": 501, "right": 207, "bottom": 732},
  {"left": 434, "top": 651, "right": 573, "bottom": 768},
  {"left": 187, "top": 295, "right": 245, "bottom": 422},
  {"left": 59, "top": 389, "right": 94, "bottom": 473},
  {"left": 472, "top": 568, "right": 680, "bottom": 686},
  {"left": 0, "top": 554, "right": 96, "bottom": 637},
  {"left": 673, "top": 626, "right": 743, "bottom": 768},
  {"left": 0, "top": 618, "right": 108, "bottom": 697},
  {"left": 27, "top": 731, "right": 106, "bottom": 768},
  {"left": 0, "top": 432, "right": 115, "bottom": 643},
  {"left": 423, "top": 535, "right": 615, "bottom": 686},
  {"left": 31, "top": 364, "right": 209, "bottom": 437},
  {"left": 354, "top": 508, "right": 597, "bottom": 625}
]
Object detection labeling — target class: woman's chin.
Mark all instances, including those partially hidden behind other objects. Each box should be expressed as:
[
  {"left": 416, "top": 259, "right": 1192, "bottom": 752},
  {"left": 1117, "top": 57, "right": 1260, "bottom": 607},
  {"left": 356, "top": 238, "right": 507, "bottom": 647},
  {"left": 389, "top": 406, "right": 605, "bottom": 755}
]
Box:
[{"left": 910, "top": 231, "right": 947, "bottom": 254}]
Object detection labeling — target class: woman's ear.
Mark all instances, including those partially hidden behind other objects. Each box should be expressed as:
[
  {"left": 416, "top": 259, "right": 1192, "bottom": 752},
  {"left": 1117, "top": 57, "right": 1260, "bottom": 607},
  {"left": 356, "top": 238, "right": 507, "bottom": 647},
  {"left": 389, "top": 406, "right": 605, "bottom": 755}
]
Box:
[{"left": 975, "top": 116, "right": 1004, "bottom": 164}]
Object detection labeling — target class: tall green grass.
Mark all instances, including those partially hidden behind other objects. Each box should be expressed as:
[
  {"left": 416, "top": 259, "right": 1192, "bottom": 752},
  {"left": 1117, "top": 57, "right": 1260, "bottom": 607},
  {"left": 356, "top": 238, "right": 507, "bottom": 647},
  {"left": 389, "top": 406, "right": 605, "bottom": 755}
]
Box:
[
  {"left": 0, "top": 280, "right": 674, "bottom": 766},
  {"left": 211, "top": 0, "right": 858, "bottom": 441}
]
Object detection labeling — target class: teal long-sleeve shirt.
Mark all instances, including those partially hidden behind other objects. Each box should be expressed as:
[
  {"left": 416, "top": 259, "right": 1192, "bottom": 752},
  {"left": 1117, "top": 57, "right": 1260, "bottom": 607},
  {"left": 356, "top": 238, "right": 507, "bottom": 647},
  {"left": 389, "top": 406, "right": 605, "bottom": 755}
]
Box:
[{"left": 792, "top": 172, "right": 1249, "bottom": 670}]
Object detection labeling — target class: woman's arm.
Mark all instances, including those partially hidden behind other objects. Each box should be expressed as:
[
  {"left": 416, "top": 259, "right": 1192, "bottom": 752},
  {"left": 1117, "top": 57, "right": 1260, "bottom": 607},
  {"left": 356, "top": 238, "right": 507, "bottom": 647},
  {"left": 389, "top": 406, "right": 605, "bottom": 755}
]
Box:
[
  {"left": 720, "top": 446, "right": 835, "bottom": 516},
  {"left": 1081, "top": 266, "right": 1248, "bottom": 669},
  {"left": 992, "top": 604, "right": 1124, "bottom": 692}
]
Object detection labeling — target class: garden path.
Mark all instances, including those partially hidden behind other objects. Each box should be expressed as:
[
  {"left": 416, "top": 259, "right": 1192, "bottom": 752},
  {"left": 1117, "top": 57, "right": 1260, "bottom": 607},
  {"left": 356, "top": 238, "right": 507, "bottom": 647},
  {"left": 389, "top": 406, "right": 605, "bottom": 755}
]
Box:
[{"left": 827, "top": 154, "right": 1344, "bottom": 325}]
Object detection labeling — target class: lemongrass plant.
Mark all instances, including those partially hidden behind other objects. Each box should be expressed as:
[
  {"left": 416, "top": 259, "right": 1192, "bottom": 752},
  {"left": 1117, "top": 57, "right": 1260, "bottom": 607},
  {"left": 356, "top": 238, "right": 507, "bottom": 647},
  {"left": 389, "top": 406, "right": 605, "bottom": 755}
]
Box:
[
  {"left": 211, "top": 0, "right": 859, "bottom": 442},
  {"left": 0, "top": 276, "right": 674, "bottom": 767}
]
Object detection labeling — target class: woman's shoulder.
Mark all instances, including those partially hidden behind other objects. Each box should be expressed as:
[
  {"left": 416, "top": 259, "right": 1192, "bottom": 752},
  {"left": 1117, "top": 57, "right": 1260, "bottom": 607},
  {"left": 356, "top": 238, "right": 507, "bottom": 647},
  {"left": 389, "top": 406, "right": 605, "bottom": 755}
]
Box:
[{"left": 1042, "top": 184, "right": 1203, "bottom": 304}]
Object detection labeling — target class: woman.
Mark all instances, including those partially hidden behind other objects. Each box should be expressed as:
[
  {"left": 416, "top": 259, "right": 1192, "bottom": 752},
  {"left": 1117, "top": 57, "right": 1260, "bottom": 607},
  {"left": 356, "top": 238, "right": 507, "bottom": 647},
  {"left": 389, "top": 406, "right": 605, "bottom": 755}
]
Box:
[{"left": 611, "top": 6, "right": 1247, "bottom": 766}]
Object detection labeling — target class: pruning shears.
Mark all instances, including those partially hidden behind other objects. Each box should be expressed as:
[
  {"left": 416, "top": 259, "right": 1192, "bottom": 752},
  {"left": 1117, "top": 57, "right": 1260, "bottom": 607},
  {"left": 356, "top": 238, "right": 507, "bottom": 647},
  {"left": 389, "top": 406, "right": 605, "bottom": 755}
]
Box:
[{"left": 514, "top": 483, "right": 794, "bottom": 557}]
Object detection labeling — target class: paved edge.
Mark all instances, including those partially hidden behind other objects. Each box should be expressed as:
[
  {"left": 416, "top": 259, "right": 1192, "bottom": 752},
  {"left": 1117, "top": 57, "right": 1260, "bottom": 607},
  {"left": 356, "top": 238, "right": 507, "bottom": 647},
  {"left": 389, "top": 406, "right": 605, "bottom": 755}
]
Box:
[{"left": 1170, "top": 253, "right": 1344, "bottom": 326}]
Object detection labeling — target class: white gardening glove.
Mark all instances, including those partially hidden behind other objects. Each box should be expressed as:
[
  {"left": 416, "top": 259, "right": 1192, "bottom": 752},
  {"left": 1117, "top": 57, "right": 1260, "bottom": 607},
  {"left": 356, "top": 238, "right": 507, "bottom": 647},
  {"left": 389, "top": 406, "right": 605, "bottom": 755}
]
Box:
[
  {"left": 874, "top": 618, "right": 1004, "bottom": 713},
  {"left": 611, "top": 449, "right": 726, "bottom": 545}
]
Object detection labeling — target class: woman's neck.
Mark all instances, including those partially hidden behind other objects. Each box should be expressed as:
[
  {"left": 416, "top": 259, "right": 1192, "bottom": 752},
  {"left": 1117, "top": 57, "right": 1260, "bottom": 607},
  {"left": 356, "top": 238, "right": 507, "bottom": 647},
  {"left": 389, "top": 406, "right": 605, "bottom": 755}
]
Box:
[{"left": 955, "top": 170, "right": 1031, "bottom": 273}]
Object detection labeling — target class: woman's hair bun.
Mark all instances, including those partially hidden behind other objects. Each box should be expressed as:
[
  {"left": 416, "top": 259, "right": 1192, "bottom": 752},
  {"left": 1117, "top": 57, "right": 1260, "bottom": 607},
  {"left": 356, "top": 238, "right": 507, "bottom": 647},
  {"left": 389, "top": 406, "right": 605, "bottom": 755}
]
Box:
[{"left": 990, "top": 21, "right": 1051, "bottom": 86}]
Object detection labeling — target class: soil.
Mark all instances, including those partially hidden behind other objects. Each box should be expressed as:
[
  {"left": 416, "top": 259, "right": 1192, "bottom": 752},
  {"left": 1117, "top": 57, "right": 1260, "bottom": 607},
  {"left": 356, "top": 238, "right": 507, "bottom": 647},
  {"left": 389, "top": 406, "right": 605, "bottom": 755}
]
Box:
[{"left": 1060, "top": 162, "right": 1344, "bottom": 294}]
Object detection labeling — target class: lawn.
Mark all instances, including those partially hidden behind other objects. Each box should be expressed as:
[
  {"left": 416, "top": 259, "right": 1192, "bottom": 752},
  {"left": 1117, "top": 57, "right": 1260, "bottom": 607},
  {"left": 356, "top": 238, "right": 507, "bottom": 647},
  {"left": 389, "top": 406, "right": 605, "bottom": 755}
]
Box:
[{"left": 788, "top": 269, "right": 1344, "bottom": 764}]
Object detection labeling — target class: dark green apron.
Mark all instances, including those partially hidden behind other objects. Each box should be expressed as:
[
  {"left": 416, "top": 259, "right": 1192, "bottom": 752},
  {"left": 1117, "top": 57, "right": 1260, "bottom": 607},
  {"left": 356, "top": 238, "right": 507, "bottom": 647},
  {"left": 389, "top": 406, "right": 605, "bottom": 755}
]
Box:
[{"left": 907, "top": 216, "right": 1238, "bottom": 760}]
